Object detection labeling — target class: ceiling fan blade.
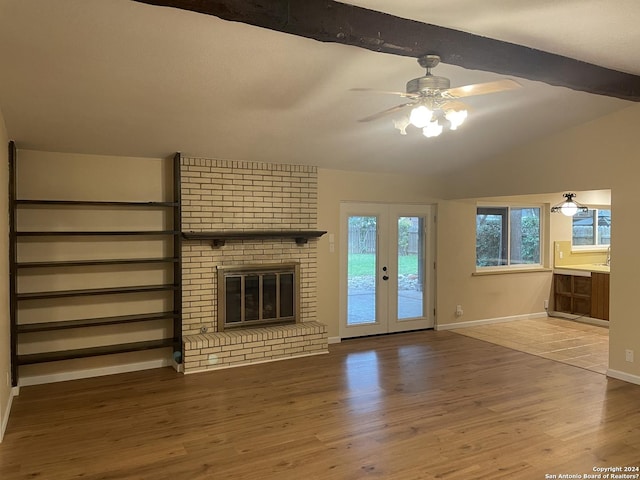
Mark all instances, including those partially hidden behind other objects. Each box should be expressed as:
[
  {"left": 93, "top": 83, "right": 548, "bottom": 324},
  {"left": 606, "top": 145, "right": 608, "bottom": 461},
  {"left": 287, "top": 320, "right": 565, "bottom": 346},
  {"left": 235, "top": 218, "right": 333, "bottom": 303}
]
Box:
[
  {"left": 440, "top": 100, "right": 471, "bottom": 112},
  {"left": 445, "top": 79, "right": 522, "bottom": 98},
  {"left": 350, "top": 88, "right": 419, "bottom": 99},
  {"left": 358, "top": 103, "right": 414, "bottom": 122}
]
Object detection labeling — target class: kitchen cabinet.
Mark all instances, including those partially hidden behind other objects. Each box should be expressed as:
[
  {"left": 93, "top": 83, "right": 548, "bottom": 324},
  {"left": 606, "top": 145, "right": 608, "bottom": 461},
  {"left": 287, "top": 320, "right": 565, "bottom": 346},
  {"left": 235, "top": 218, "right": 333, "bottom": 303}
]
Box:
[
  {"left": 554, "top": 274, "right": 591, "bottom": 316},
  {"left": 591, "top": 272, "right": 610, "bottom": 320},
  {"left": 553, "top": 271, "right": 609, "bottom": 321}
]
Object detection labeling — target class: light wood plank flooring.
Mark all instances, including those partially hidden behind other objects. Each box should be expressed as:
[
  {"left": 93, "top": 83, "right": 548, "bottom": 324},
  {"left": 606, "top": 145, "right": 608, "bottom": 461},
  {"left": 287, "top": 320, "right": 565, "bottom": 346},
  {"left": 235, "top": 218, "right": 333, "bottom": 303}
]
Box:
[
  {"left": 2, "top": 330, "right": 638, "bottom": 480},
  {"left": 453, "top": 317, "right": 609, "bottom": 374}
]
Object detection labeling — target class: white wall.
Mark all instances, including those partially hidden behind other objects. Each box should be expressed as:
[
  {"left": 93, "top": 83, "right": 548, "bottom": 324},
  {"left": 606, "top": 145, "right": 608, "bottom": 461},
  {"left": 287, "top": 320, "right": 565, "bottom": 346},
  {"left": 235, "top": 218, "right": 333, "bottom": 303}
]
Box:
[
  {"left": 439, "top": 103, "right": 640, "bottom": 381},
  {"left": 317, "top": 169, "right": 444, "bottom": 338},
  {"left": 436, "top": 196, "right": 551, "bottom": 327},
  {"left": 0, "top": 108, "right": 11, "bottom": 442}
]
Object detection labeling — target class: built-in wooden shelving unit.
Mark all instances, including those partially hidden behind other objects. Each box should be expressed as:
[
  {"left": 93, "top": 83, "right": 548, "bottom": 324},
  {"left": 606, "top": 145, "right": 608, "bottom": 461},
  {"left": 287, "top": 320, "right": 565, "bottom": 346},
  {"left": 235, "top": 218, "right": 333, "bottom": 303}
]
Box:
[{"left": 9, "top": 144, "right": 183, "bottom": 386}]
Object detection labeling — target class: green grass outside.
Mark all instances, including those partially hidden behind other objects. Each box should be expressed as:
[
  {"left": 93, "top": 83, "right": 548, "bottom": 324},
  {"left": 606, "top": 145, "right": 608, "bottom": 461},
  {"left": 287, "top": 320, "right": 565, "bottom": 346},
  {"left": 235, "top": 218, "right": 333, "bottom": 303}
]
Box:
[{"left": 348, "top": 253, "right": 418, "bottom": 276}]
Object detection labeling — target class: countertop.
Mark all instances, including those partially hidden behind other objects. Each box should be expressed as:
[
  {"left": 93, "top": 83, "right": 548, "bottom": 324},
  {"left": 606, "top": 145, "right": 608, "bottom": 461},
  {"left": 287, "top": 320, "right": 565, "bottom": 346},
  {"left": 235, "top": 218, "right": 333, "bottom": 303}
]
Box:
[{"left": 554, "top": 263, "right": 610, "bottom": 275}]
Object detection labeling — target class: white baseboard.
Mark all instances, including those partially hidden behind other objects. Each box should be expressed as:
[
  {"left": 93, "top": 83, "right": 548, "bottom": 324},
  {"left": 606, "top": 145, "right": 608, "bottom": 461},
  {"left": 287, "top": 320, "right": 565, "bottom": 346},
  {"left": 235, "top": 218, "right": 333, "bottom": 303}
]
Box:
[
  {"left": 436, "top": 312, "right": 548, "bottom": 331},
  {"left": 18, "top": 358, "right": 171, "bottom": 387},
  {"left": 606, "top": 368, "right": 640, "bottom": 386},
  {"left": 548, "top": 311, "right": 610, "bottom": 328},
  {"left": 328, "top": 336, "right": 341, "bottom": 344},
  {"left": 1, "top": 386, "right": 19, "bottom": 443}
]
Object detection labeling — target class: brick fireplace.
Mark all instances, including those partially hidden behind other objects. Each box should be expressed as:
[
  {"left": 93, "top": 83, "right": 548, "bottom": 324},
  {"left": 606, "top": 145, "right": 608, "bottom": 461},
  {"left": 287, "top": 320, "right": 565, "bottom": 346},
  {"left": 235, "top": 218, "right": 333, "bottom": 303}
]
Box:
[{"left": 180, "top": 157, "right": 328, "bottom": 373}]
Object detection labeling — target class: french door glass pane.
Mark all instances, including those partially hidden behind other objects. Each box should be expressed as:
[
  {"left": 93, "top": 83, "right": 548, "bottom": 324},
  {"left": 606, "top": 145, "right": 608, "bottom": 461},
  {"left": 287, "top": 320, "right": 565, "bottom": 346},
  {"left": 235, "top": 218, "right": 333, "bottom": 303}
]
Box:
[
  {"left": 347, "top": 216, "right": 377, "bottom": 325},
  {"left": 398, "top": 216, "right": 424, "bottom": 320}
]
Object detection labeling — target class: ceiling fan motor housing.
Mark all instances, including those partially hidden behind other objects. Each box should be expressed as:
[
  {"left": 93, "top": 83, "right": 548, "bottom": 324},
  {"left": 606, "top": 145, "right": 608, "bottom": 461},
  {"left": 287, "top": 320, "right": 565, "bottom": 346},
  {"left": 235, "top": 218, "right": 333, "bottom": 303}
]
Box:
[{"left": 406, "top": 75, "right": 451, "bottom": 94}]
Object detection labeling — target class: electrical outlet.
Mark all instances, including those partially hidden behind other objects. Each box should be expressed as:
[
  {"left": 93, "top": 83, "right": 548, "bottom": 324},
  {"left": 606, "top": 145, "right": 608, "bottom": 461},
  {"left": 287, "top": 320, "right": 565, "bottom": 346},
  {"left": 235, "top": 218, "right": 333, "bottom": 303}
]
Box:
[
  {"left": 544, "top": 299, "right": 549, "bottom": 310},
  {"left": 625, "top": 349, "right": 634, "bottom": 363},
  {"left": 455, "top": 305, "right": 463, "bottom": 317}
]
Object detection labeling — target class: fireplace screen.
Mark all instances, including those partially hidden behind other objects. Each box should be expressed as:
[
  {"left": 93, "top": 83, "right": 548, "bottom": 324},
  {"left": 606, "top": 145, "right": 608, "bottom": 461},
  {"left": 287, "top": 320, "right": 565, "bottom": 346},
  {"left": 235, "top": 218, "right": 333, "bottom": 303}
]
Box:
[{"left": 217, "top": 263, "right": 300, "bottom": 330}]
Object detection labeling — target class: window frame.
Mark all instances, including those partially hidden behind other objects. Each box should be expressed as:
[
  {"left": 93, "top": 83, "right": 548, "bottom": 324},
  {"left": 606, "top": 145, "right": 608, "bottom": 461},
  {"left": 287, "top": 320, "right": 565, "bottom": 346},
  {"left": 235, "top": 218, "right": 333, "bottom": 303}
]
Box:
[
  {"left": 571, "top": 205, "right": 611, "bottom": 251},
  {"left": 475, "top": 203, "right": 544, "bottom": 271}
]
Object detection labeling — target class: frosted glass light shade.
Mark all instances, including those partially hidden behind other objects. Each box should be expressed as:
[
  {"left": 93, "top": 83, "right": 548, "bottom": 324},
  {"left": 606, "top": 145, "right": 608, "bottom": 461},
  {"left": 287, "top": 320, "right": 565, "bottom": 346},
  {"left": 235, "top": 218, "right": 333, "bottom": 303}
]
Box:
[
  {"left": 409, "top": 105, "right": 432, "bottom": 128},
  {"left": 446, "top": 109, "right": 468, "bottom": 130},
  {"left": 560, "top": 202, "right": 578, "bottom": 216},
  {"left": 422, "top": 120, "right": 443, "bottom": 138}
]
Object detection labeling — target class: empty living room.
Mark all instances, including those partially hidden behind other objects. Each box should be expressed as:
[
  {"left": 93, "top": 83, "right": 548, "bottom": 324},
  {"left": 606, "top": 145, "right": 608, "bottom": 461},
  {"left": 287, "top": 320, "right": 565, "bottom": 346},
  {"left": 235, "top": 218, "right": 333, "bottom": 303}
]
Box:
[{"left": 1, "top": 1, "right": 640, "bottom": 478}]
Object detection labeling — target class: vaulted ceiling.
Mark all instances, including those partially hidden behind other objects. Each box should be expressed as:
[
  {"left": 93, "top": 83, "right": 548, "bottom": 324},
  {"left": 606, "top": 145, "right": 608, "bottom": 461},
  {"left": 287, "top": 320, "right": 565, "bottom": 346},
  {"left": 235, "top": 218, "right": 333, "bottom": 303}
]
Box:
[{"left": 0, "top": 0, "right": 638, "bottom": 176}]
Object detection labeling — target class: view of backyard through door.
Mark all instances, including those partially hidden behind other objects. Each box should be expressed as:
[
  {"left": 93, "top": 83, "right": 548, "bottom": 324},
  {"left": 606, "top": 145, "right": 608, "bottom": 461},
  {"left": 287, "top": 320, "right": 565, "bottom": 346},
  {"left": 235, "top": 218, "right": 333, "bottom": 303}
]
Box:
[{"left": 340, "top": 203, "right": 435, "bottom": 338}]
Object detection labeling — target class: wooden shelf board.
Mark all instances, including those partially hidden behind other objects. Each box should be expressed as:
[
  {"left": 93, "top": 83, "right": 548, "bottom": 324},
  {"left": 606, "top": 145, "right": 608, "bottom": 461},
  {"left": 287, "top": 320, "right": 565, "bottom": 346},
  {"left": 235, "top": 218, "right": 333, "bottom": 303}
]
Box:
[
  {"left": 17, "top": 311, "right": 179, "bottom": 333},
  {"left": 17, "top": 284, "right": 179, "bottom": 301},
  {"left": 17, "top": 339, "right": 176, "bottom": 365},
  {"left": 16, "top": 200, "right": 178, "bottom": 207},
  {"left": 183, "top": 230, "right": 327, "bottom": 246},
  {"left": 17, "top": 258, "right": 179, "bottom": 268},
  {"left": 16, "top": 230, "right": 179, "bottom": 237}
]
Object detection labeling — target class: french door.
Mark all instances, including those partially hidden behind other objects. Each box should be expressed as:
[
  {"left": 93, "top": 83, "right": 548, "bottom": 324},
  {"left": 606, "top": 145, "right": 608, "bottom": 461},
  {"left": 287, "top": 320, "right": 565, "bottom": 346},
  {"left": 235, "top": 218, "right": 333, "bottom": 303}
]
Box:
[{"left": 339, "top": 203, "right": 435, "bottom": 338}]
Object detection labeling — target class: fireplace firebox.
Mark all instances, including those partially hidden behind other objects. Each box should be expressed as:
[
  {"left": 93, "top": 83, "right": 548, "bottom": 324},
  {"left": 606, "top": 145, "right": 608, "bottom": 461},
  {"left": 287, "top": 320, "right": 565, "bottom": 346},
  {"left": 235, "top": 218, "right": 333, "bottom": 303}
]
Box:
[{"left": 217, "top": 263, "right": 300, "bottom": 331}]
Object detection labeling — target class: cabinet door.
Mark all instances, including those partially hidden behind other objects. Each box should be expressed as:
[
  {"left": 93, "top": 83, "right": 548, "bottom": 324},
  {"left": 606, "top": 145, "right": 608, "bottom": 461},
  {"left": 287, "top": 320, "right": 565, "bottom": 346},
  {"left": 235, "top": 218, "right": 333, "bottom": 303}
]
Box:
[
  {"left": 553, "top": 274, "right": 572, "bottom": 313},
  {"left": 554, "top": 274, "right": 572, "bottom": 294},
  {"left": 573, "top": 276, "right": 592, "bottom": 296},
  {"left": 591, "top": 273, "right": 610, "bottom": 320}
]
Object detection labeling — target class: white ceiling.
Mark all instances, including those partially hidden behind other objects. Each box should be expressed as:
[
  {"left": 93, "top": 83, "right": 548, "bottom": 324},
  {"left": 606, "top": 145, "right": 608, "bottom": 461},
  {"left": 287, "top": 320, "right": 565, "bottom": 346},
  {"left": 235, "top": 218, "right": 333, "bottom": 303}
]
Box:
[{"left": 0, "top": 0, "right": 637, "bottom": 176}]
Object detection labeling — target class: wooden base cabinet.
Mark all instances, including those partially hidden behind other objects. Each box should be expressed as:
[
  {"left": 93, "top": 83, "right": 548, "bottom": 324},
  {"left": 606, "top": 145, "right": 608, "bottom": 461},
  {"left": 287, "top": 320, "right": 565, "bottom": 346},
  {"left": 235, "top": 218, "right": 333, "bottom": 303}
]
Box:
[
  {"left": 591, "top": 272, "right": 610, "bottom": 321},
  {"left": 554, "top": 274, "right": 591, "bottom": 316},
  {"left": 553, "top": 272, "right": 609, "bottom": 321}
]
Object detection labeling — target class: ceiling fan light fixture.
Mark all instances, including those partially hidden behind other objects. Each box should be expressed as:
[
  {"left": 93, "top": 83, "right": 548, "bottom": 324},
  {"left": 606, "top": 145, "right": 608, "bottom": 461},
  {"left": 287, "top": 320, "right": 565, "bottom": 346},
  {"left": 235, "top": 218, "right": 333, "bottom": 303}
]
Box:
[
  {"left": 393, "top": 116, "right": 410, "bottom": 135},
  {"left": 409, "top": 105, "right": 432, "bottom": 128},
  {"left": 422, "top": 120, "right": 443, "bottom": 138},
  {"left": 445, "top": 109, "right": 468, "bottom": 130},
  {"left": 354, "top": 54, "right": 522, "bottom": 139},
  {"left": 550, "top": 193, "right": 589, "bottom": 217}
]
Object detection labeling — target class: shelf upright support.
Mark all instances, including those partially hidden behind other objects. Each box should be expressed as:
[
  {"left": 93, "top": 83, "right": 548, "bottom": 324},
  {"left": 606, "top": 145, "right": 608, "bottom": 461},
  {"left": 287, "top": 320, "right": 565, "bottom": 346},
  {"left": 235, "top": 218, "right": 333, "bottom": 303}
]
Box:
[
  {"left": 8, "top": 141, "right": 18, "bottom": 386},
  {"left": 172, "top": 152, "right": 183, "bottom": 364}
]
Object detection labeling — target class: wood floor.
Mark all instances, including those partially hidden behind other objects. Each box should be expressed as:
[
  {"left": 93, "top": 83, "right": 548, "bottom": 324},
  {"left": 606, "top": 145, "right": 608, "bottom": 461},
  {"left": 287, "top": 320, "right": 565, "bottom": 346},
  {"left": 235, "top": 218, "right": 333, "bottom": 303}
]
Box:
[
  {"left": 454, "top": 317, "right": 609, "bottom": 374},
  {"left": 2, "top": 330, "right": 639, "bottom": 480}
]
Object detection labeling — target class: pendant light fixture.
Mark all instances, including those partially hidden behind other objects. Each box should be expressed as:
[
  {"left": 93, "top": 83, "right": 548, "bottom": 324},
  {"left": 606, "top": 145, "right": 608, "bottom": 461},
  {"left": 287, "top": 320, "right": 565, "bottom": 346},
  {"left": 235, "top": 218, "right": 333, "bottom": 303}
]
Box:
[{"left": 550, "top": 193, "right": 589, "bottom": 217}]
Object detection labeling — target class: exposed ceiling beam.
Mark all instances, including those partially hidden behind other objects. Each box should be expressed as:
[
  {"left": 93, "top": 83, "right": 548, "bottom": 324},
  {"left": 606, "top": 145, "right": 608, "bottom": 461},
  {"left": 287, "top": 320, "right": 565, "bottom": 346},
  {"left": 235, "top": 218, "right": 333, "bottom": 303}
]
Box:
[{"left": 133, "top": 0, "right": 640, "bottom": 101}]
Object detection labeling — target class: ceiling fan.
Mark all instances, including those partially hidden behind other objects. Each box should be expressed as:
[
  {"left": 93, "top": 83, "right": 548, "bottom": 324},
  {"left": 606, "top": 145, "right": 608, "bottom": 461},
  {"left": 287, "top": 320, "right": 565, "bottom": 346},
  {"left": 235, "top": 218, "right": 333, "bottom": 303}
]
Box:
[{"left": 352, "top": 54, "right": 522, "bottom": 137}]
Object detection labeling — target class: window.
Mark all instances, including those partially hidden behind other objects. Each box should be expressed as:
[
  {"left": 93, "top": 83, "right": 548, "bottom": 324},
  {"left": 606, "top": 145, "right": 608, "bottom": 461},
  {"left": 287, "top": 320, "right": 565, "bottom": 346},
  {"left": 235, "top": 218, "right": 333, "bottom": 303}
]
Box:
[
  {"left": 572, "top": 208, "right": 610, "bottom": 247},
  {"left": 476, "top": 206, "right": 541, "bottom": 268}
]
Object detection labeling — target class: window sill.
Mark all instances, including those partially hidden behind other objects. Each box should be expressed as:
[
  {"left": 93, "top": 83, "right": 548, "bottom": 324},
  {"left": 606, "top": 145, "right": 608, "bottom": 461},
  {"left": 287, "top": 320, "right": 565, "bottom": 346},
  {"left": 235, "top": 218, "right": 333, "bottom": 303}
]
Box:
[{"left": 472, "top": 267, "right": 552, "bottom": 276}]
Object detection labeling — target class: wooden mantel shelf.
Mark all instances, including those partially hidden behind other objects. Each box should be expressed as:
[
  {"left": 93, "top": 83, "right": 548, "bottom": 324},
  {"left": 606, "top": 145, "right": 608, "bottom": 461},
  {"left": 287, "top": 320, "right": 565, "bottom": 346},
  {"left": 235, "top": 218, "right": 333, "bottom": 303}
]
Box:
[{"left": 182, "top": 230, "right": 327, "bottom": 247}]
